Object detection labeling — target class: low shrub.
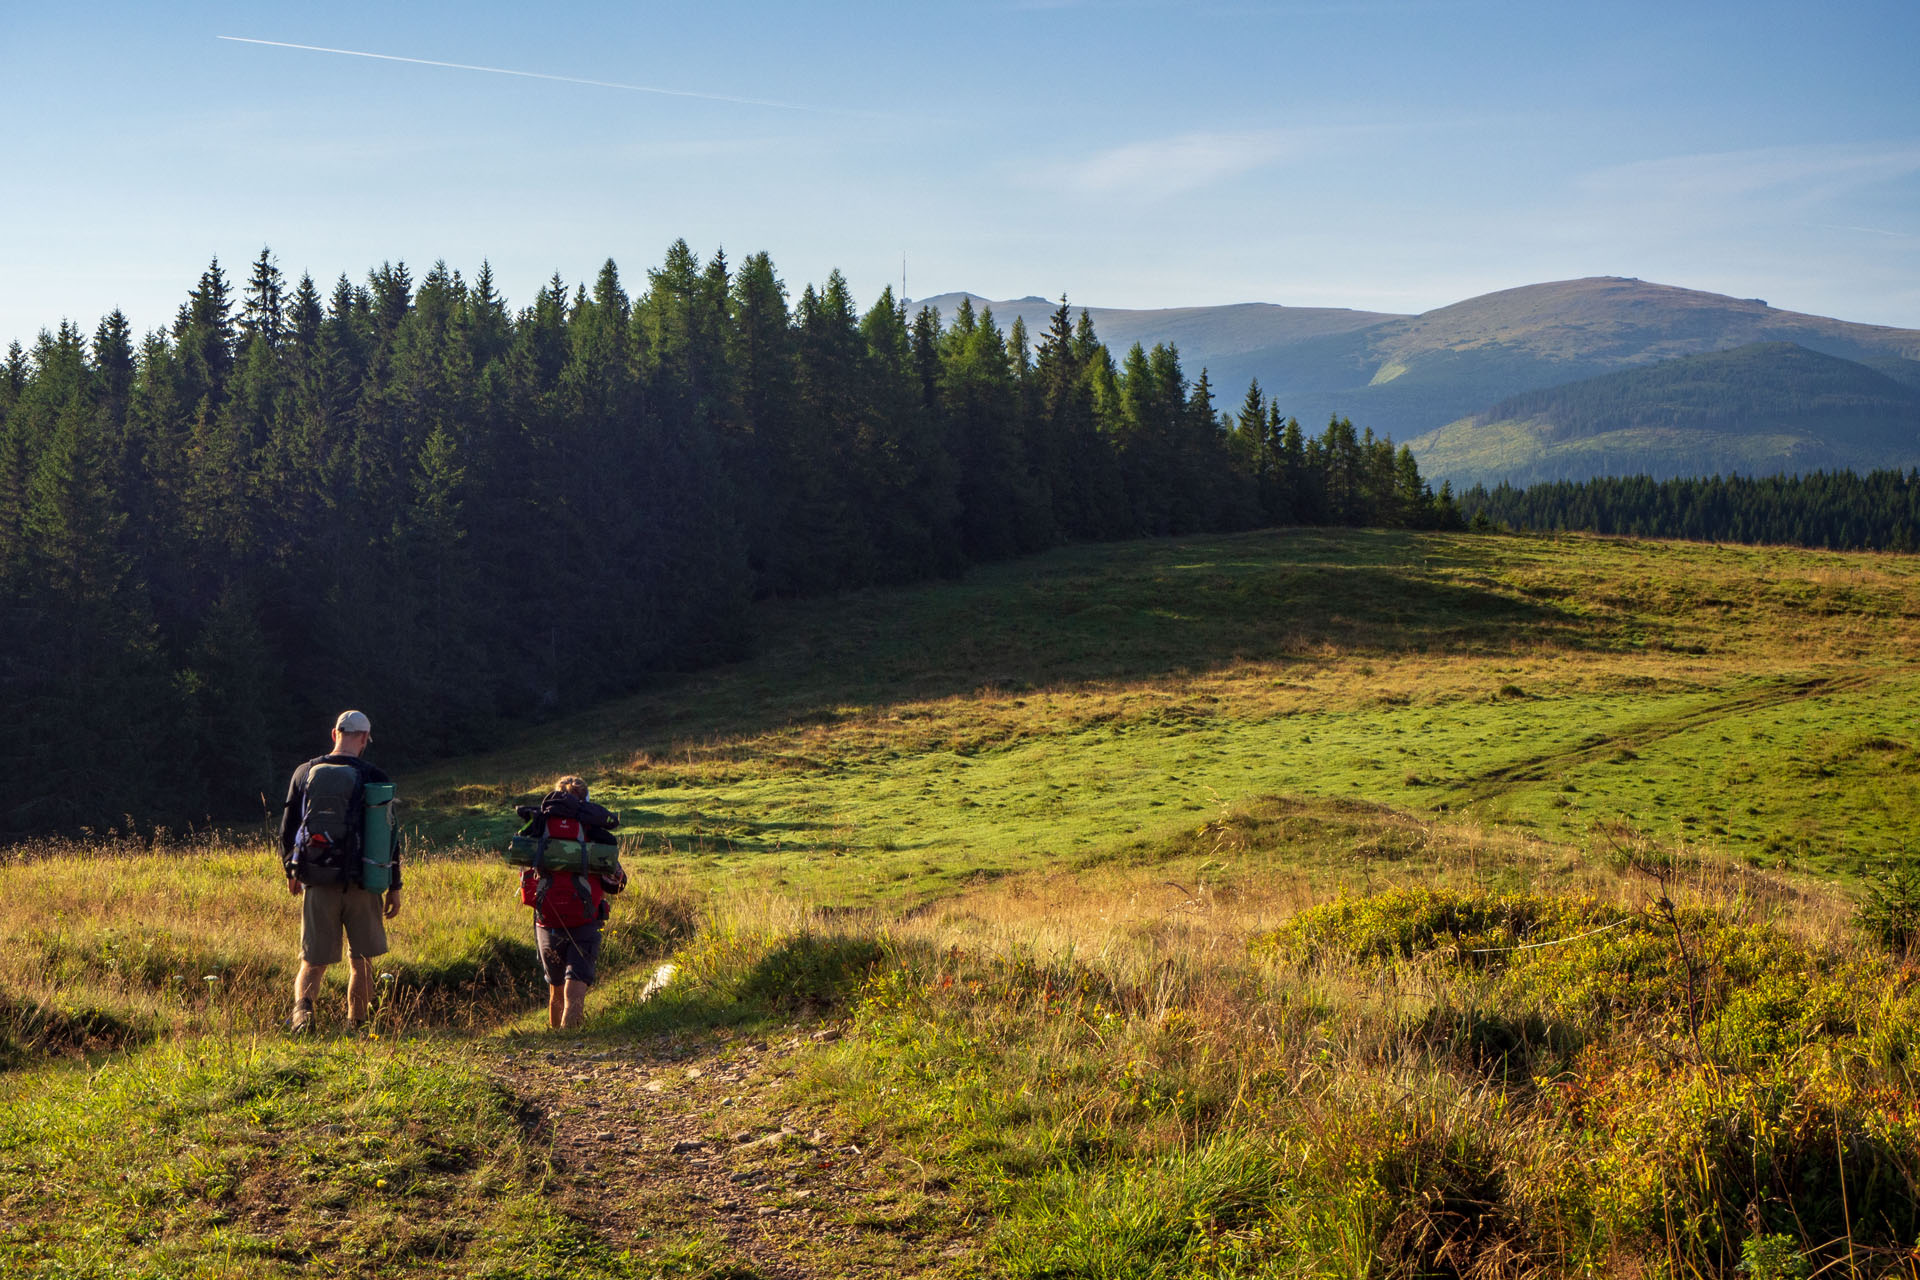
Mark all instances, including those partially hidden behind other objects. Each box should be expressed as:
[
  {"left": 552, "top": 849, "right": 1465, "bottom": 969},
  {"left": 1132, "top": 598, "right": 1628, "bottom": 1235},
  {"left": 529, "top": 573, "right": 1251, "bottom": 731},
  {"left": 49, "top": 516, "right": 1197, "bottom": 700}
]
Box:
[
  {"left": 1858, "top": 865, "right": 1920, "bottom": 954},
  {"left": 811, "top": 884, "right": 1920, "bottom": 1277}
]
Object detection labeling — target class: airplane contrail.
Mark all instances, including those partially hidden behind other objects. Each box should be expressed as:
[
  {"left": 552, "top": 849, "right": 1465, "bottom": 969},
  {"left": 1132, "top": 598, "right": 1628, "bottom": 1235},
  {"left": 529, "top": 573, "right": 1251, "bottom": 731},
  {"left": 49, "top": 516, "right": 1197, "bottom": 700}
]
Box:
[{"left": 216, "top": 36, "right": 836, "bottom": 114}]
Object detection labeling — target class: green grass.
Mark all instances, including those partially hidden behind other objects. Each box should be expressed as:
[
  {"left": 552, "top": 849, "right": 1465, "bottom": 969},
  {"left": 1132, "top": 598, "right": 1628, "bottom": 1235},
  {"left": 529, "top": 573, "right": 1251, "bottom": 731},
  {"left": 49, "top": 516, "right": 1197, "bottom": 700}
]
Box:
[
  {"left": 8, "top": 526, "right": 1920, "bottom": 1277},
  {"left": 784, "top": 866, "right": 1920, "bottom": 1278},
  {"left": 1, "top": 1036, "right": 535, "bottom": 1277},
  {"left": 0, "top": 1034, "right": 763, "bottom": 1279},
  {"left": 409, "top": 528, "right": 1920, "bottom": 896}
]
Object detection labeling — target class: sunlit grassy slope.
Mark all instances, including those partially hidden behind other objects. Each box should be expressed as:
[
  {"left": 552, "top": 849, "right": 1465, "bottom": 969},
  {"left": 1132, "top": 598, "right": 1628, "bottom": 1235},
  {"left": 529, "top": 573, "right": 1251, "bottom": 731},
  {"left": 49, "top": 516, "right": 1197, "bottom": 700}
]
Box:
[
  {"left": 10, "top": 526, "right": 1920, "bottom": 1278},
  {"left": 410, "top": 527, "right": 1920, "bottom": 897}
]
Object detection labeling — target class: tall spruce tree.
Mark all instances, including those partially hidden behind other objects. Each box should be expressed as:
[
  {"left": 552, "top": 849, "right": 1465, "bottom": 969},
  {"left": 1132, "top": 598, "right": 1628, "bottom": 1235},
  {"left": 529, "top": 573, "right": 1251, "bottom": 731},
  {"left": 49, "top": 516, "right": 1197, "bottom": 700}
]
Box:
[{"left": 239, "top": 247, "right": 286, "bottom": 350}]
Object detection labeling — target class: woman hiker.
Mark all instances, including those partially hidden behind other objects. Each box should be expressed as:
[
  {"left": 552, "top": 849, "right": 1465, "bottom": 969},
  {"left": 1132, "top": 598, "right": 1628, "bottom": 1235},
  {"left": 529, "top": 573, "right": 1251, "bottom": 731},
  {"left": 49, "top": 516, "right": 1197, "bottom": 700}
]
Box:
[{"left": 516, "top": 775, "right": 626, "bottom": 1029}]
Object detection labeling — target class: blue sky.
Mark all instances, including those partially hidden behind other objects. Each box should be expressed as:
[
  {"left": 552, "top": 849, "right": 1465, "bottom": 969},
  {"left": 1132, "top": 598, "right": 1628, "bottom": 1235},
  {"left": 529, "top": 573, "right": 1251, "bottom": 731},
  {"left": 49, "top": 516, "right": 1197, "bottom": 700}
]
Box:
[{"left": 4, "top": 0, "right": 1918, "bottom": 349}]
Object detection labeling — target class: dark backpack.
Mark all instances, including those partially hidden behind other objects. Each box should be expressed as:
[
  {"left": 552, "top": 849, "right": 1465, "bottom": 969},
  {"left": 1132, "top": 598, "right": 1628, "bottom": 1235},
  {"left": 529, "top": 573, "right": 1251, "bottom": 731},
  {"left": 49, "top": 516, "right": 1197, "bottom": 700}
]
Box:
[{"left": 292, "top": 760, "right": 366, "bottom": 887}]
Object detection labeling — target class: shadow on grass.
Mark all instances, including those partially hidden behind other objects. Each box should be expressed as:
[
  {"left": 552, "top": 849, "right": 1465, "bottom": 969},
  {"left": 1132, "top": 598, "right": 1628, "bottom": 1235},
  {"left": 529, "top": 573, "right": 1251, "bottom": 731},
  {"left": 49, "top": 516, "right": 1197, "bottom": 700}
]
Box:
[
  {"left": 1410, "top": 1005, "right": 1585, "bottom": 1088},
  {"left": 378, "top": 888, "right": 702, "bottom": 1034},
  {"left": 0, "top": 990, "right": 151, "bottom": 1069},
  {"left": 409, "top": 530, "right": 1590, "bottom": 832},
  {"left": 611, "top": 814, "right": 849, "bottom": 858},
  {"left": 647, "top": 534, "right": 1586, "bottom": 744}
]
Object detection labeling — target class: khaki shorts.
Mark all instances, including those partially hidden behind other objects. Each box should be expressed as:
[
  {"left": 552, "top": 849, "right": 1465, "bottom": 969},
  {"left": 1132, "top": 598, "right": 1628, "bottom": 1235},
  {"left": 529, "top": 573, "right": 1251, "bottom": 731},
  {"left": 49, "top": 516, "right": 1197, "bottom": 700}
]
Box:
[{"left": 300, "top": 884, "right": 389, "bottom": 965}]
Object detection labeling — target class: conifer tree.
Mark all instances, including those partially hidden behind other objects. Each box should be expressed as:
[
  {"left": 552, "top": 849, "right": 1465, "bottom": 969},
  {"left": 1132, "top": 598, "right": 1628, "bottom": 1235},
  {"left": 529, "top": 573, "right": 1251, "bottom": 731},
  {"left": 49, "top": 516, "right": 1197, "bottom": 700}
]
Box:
[
  {"left": 239, "top": 247, "right": 286, "bottom": 349},
  {"left": 91, "top": 310, "right": 135, "bottom": 418},
  {"left": 10, "top": 394, "right": 176, "bottom": 828},
  {"left": 174, "top": 258, "right": 236, "bottom": 414},
  {"left": 941, "top": 301, "right": 1042, "bottom": 559},
  {"left": 789, "top": 272, "right": 873, "bottom": 587},
  {"left": 0, "top": 415, "right": 32, "bottom": 579},
  {"left": 1393, "top": 444, "right": 1428, "bottom": 527},
  {"left": 862, "top": 286, "right": 961, "bottom": 579},
  {"left": 726, "top": 252, "right": 796, "bottom": 591},
  {"left": 287, "top": 274, "right": 324, "bottom": 350},
  {"left": 1115, "top": 342, "right": 1181, "bottom": 534},
  {"left": 0, "top": 341, "right": 26, "bottom": 421}
]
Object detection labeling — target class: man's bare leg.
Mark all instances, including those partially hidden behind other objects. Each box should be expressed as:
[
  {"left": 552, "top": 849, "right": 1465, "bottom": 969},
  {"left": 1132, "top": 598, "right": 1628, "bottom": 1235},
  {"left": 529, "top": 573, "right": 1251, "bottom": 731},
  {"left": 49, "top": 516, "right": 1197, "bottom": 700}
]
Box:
[
  {"left": 548, "top": 984, "right": 565, "bottom": 1028},
  {"left": 348, "top": 956, "right": 373, "bottom": 1025},
  {"left": 293, "top": 961, "right": 328, "bottom": 1029}
]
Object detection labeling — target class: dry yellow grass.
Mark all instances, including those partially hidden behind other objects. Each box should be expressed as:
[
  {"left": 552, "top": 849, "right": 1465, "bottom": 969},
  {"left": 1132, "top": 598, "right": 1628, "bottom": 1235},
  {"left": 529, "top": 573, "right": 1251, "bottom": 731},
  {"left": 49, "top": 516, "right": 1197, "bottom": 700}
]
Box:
[{"left": 0, "top": 836, "right": 698, "bottom": 1045}]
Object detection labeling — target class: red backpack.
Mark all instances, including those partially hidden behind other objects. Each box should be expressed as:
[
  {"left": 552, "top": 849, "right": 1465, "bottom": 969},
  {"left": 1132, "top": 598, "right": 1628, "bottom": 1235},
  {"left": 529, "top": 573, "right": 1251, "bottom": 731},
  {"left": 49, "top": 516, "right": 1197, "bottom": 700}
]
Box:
[{"left": 522, "top": 865, "right": 604, "bottom": 927}]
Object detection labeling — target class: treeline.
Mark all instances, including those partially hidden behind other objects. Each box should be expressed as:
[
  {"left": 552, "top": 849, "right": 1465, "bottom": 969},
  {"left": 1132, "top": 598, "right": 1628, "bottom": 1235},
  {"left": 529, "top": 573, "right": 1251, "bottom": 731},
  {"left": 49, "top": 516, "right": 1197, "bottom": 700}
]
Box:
[
  {"left": 1458, "top": 470, "right": 1920, "bottom": 551},
  {"left": 0, "top": 242, "right": 1459, "bottom": 834}
]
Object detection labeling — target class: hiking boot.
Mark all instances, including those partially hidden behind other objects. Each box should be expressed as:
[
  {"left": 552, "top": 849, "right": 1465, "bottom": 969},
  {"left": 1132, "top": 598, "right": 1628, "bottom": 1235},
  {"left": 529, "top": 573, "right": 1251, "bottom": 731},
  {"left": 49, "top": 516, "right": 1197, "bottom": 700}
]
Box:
[{"left": 289, "top": 1001, "right": 316, "bottom": 1035}]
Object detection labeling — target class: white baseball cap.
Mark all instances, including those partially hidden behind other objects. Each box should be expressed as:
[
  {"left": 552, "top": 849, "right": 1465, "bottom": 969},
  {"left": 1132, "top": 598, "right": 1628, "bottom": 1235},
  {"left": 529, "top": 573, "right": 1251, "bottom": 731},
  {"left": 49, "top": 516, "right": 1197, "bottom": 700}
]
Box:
[{"left": 334, "top": 710, "right": 372, "bottom": 735}]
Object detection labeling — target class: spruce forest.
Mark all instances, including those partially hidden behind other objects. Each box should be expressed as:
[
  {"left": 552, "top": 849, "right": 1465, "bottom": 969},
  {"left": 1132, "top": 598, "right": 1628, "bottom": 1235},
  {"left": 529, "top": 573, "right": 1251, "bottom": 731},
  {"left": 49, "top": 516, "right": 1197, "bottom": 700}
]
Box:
[
  {"left": 0, "top": 244, "right": 1461, "bottom": 836},
  {"left": 1460, "top": 469, "right": 1920, "bottom": 550}
]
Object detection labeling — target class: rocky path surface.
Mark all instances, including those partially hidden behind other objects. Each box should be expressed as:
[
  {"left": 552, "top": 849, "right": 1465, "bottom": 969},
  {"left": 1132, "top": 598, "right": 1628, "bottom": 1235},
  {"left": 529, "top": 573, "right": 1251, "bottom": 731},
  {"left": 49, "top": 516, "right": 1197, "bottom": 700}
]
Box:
[{"left": 495, "top": 1026, "right": 977, "bottom": 1278}]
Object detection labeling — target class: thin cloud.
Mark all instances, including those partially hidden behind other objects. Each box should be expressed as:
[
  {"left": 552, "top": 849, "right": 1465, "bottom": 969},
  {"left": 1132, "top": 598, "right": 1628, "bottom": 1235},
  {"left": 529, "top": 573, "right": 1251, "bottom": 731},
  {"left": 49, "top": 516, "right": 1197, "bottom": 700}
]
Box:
[
  {"left": 1815, "top": 223, "right": 1918, "bottom": 241},
  {"left": 1576, "top": 141, "right": 1920, "bottom": 209},
  {"left": 1059, "top": 130, "right": 1306, "bottom": 197},
  {"left": 215, "top": 36, "right": 884, "bottom": 117}
]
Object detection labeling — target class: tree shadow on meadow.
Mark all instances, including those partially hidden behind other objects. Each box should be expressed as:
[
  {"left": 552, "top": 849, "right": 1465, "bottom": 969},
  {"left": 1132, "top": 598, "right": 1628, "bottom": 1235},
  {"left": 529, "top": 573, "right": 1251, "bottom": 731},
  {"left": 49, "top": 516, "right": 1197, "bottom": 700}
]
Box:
[
  {"left": 411, "top": 530, "right": 1588, "bottom": 833},
  {"left": 607, "top": 530, "right": 1582, "bottom": 742}
]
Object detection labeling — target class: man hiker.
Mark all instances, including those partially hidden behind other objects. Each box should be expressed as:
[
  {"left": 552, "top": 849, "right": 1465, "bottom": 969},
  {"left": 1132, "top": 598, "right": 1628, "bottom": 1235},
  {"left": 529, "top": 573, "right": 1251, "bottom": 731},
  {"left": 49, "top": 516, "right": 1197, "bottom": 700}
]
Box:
[
  {"left": 516, "top": 775, "right": 625, "bottom": 1029},
  {"left": 279, "top": 709, "right": 400, "bottom": 1032}
]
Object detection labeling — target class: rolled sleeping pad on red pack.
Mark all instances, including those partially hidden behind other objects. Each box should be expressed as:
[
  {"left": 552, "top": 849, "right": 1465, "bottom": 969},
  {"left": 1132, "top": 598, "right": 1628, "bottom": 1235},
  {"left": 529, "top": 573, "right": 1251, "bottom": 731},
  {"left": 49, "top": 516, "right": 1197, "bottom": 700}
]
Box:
[{"left": 504, "top": 834, "right": 621, "bottom": 874}]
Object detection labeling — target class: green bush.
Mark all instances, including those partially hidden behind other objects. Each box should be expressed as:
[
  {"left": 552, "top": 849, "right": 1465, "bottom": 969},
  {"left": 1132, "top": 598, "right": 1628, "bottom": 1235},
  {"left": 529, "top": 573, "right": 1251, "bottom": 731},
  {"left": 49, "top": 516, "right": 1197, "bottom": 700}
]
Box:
[
  {"left": 738, "top": 932, "right": 888, "bottom": 1011},
  {"left": 1740, "top": 1232, "right": 1810, "bottom": 1280},
  {"left": 1858, "top": 865, "right": 1920, "bottom": 953},
  {"left": 1264, "top": 887, "right": 1626, "bottom": 965}
]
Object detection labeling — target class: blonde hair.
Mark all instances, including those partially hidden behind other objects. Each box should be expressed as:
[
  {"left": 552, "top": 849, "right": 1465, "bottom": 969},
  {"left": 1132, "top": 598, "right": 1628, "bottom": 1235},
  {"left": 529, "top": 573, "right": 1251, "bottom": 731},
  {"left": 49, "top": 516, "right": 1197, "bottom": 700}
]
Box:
[{"left": 554, "top": 775, "right": 588, "bottom": 797}]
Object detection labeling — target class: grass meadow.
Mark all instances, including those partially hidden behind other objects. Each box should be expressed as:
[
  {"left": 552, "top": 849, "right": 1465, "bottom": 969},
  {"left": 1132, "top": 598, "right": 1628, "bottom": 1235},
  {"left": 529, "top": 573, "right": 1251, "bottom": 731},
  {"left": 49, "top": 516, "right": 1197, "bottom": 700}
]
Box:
[
  {"left": 4, "top": 527, "right": 1919, "bottom": 1278},
  {"left": 414, "top": 528, "right": 1920, "bottom": 888}
]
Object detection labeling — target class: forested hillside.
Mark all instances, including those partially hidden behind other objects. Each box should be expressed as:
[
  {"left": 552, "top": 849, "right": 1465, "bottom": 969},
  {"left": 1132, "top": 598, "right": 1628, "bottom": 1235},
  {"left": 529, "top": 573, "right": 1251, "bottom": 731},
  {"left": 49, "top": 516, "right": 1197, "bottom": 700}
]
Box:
[
  {"left": 0, "top": 244, "right": 1456, "bottom": 835},
  {"left": 1411, "top": 343, "right": 1920, "bottom": 485},
  {"left": 1459, "top": 469, "right": 1920, "bottom": 550}
]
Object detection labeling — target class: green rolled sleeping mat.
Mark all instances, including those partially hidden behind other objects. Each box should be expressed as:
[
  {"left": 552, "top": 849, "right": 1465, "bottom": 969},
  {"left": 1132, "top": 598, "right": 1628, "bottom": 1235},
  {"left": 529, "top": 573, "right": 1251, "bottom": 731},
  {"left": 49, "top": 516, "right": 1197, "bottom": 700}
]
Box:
[
  {"left": 505, "top": 834, "right": 622, "bottom": 874},
  {"left": 361, "top": 783, "right": 397, "bottom": 892}
]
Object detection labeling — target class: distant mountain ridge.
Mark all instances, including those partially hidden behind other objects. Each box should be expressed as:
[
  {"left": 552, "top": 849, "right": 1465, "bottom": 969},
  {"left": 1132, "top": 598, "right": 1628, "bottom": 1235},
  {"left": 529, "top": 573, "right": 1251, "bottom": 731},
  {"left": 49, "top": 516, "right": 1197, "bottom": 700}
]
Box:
[{"left": 916, "top": 278, "right": 1920, "bottom": 482}]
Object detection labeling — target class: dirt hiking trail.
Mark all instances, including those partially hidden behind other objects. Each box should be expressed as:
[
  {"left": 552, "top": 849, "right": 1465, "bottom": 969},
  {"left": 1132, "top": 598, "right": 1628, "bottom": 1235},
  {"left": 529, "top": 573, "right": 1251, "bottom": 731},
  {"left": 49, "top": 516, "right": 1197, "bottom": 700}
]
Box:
[{"left": 498, "top": 1026, "right": 978, "bottom": 1278}]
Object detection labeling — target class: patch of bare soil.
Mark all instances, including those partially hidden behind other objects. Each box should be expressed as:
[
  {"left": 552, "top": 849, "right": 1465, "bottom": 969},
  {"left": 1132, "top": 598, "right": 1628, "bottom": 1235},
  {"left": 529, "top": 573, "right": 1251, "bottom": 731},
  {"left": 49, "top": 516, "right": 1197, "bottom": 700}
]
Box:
[{"left": 495, "top": 1026, "right": 979, "bottom": 1278}]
